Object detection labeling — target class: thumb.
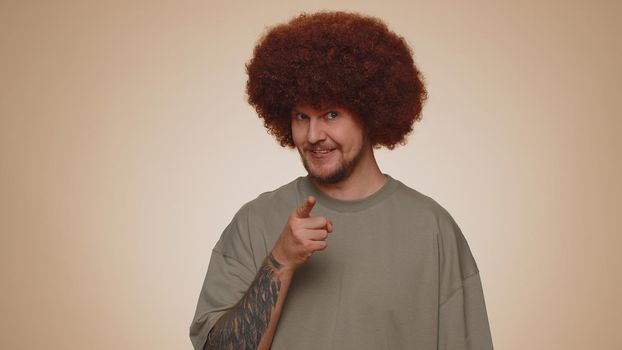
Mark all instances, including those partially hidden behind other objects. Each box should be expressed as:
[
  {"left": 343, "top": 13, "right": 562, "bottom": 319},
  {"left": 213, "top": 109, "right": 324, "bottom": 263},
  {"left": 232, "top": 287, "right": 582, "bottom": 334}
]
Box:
[{"left": 295, "top": 195, "right": 316, "bottom": 218}]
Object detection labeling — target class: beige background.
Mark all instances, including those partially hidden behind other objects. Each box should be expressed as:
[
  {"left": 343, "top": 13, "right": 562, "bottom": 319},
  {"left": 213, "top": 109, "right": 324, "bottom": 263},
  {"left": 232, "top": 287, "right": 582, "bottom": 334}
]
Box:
[{"left": 1, "top": 0, "right": 621, "bottom": 349}]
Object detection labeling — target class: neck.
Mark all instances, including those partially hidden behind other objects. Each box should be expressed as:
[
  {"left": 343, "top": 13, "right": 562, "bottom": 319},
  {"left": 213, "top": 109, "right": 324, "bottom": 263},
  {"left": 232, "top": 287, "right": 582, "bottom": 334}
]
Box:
[{"left": 309, "top": 146, "right": 386, "bottom": 201}]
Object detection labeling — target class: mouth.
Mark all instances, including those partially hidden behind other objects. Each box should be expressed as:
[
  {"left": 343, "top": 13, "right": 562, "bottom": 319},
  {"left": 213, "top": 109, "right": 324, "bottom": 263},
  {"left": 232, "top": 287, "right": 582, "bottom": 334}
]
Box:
[{"left": 309, "top": 148, "right": 336, "bottom": 159}]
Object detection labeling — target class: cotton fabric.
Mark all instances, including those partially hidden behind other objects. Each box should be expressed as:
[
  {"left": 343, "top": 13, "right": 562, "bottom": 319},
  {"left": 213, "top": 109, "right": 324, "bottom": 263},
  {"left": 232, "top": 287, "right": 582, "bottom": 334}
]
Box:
[{"left": 190, "top": 174, "right": 493, "bottom": 349}]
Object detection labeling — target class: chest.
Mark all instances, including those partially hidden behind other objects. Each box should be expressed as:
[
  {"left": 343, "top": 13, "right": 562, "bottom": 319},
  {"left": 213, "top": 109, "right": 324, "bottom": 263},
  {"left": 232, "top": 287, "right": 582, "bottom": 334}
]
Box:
[{"left": 289, "top": 212, "right": 439, "bottom": 311}]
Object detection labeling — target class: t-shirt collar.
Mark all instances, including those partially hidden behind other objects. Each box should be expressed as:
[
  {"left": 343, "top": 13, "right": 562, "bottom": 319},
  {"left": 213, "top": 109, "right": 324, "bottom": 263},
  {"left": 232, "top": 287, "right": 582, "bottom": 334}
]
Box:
[{"left": 297, "top": 173, "right": 398, "bottom": 213}]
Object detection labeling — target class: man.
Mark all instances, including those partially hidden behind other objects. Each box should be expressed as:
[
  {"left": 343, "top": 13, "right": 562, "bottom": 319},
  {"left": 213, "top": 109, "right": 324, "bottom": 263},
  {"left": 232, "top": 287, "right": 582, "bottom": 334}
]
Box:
[{"left": 190, "top": 11, "right": 493, "bottom": 350}]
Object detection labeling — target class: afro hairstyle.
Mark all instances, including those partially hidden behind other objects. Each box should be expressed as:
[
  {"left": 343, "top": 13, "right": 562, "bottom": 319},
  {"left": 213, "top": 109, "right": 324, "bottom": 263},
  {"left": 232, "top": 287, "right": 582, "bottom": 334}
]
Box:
[{"left": 246, "top": 11, "right": 427, "bottom": 149}]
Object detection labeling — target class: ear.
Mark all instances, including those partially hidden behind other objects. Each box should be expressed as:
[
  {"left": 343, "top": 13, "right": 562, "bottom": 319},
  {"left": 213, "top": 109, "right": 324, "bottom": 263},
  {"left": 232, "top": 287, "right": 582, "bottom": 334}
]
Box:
[
  {"left": 362, "top": 129, "right": 373, "bottom": 148},
  {"left": 286, "top": 130, "right": 293, "bottom": 145},
  {"left": 361, "top": 122, "right": 371, "bottom": 142}
]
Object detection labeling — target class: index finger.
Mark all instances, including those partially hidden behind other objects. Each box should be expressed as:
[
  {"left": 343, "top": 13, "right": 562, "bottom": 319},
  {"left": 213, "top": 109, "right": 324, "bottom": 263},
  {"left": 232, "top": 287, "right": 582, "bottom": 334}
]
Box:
[{"left": 295, "top": 195, "right": 316, "bottom": 218}]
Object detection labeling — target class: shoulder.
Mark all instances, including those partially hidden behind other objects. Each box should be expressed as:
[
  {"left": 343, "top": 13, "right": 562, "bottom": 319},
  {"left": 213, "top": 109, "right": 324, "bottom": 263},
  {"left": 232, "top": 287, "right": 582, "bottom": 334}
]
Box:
[
  {"left": 390, "top": 177, "right": 458, "bottom": 229},
  {"left": 243, "top": 177, "right": 300, "bottom": 215},
  {"left": 391, "top": 179, "right": 480, "bottom": 278},
  {"left": 225, "top": 177, "right": 301, "bottom": 231},
  {"left": 213, "top": 178, "right": 301, "bottom": 253}
]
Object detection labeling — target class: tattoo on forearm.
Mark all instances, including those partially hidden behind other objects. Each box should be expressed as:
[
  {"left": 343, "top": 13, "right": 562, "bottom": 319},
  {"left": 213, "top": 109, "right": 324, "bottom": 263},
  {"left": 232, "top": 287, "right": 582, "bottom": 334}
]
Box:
[{"left": 206, "top": 253, "right": 284, "bottom": 350}]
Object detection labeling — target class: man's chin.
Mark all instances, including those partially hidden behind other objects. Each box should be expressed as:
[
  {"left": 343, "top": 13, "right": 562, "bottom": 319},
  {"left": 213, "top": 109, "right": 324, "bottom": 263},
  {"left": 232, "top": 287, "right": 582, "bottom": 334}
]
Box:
[
  {"left": 307, "top": 167, "right": 348, "bottom": 185},
  {"left": 302, "top": 155, "right": 353, "bottom": 185}
]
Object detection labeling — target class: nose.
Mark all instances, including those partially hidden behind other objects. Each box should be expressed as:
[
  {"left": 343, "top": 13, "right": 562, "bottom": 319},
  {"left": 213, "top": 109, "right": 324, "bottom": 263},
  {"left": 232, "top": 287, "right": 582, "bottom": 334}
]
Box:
[{"left": 307, "top": 117, "right": 326, "bottom": 144}]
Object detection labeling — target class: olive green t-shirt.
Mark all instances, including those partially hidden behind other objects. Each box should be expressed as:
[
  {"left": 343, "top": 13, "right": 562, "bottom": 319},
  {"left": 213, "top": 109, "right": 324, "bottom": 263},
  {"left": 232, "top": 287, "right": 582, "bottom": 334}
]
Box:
[{"left": 190, "top": 174, "right": 493, "bottom": 349}]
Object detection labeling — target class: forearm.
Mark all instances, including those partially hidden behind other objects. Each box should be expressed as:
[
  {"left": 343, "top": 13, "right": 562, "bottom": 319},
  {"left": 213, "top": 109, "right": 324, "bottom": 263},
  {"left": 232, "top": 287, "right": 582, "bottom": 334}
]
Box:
[{"left": 205, "top": 252, "right": 294, "bottom": 350}]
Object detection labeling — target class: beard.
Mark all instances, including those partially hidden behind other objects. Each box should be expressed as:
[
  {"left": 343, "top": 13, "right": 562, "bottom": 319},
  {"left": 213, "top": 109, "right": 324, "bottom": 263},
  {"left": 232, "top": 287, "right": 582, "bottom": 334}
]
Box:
[{"left": 300, "top": 145, "right": 366, "bottom": 185}]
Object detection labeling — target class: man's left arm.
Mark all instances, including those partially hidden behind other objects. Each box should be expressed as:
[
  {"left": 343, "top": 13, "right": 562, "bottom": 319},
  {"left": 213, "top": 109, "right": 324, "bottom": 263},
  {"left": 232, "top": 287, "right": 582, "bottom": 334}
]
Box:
[
  {"left": 436, "top": 205, "right": 494, "bottom": 349},
  {"left": 438, "top": 271, "right": 493, "bottom": 350}
]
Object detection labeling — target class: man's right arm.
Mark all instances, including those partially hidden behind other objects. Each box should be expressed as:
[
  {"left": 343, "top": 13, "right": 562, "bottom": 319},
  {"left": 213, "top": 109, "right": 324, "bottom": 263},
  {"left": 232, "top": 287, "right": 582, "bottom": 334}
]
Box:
[
  {"left": 205, "top": 252, "right": 293, "bottom": 350},
  {"left": 203, "top": 195, "right": 332, "bottom": 350}
]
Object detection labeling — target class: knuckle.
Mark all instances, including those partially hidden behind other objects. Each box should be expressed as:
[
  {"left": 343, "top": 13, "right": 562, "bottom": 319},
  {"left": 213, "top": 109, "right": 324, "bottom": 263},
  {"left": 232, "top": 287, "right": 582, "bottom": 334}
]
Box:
[
  {"left": 302, "top": 241, "right": 313, "bottom": 252},
  {"left": 291, "top": 230, "right": 303, "bottom": 241},
  {"left": 288, "top": 220, "right": 301, "bottom": 231}
]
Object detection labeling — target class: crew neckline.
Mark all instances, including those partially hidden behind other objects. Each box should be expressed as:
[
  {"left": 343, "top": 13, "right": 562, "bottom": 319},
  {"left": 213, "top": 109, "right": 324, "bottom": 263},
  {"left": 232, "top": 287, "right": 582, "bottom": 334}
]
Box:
[{"left": 297, "top": 173, "right": 399, "bottom": 213}]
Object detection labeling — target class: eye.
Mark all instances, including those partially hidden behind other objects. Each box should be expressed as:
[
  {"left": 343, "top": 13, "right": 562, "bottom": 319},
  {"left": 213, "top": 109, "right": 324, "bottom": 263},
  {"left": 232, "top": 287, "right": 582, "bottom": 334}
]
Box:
[
  {"left": 295, "top": 113, "right": 309, "bottom": 121},
  {"left": 327, "top": 111, "right": 338, "bottom": 119}
]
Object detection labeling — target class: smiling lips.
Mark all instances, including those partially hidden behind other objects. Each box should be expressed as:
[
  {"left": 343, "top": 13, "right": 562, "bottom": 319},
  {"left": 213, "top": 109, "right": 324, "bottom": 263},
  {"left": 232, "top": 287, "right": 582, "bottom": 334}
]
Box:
[{"left": 309, "top": 148, "right": 335, "bottom": 159}]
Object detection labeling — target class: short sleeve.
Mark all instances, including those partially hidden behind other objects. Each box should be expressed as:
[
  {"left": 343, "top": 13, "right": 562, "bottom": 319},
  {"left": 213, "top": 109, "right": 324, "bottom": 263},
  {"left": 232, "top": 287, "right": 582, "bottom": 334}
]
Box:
[
  {"left": 189, "top": 204, "right": 258, "bottom": 350},
  {"left": 436, "top": 206, "right": 494, "bottom": 349},
  {"left": 438, "top": 272, "right": 493, "bottom": 349}
]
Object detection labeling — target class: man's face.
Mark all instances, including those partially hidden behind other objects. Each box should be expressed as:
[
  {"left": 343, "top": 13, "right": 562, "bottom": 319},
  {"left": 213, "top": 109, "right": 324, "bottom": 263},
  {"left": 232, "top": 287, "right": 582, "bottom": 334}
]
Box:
[{"left": 291, "top": 105, "right": 368, "bottom": 184}]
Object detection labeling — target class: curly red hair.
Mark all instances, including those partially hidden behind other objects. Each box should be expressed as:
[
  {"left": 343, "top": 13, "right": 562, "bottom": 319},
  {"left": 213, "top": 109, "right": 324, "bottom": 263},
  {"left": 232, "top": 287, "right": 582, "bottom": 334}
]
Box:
[{"left": 246, "top": 11, "right": 427, "bottom": 149}]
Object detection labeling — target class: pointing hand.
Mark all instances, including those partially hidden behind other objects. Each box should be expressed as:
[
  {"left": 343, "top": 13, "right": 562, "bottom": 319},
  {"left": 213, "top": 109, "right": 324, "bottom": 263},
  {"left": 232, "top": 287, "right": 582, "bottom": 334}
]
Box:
[{"left": 271, "top": 195, "right": 333, "bottom": 271}]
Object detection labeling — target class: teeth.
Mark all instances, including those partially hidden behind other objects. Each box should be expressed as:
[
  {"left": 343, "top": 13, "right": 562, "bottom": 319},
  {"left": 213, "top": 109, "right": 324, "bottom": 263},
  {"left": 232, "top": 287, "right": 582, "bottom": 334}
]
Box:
[{"left": 312, "top": 149, "right": 332, "bottom": 153}]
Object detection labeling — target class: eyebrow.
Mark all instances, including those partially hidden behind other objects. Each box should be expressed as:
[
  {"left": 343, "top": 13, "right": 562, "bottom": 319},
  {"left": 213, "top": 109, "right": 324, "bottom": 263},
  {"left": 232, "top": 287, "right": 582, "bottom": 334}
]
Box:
[{"left": 291, "top": 108, "right": 335, "bottom": 117}]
